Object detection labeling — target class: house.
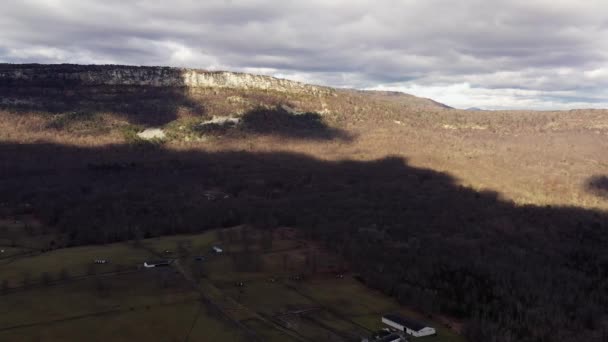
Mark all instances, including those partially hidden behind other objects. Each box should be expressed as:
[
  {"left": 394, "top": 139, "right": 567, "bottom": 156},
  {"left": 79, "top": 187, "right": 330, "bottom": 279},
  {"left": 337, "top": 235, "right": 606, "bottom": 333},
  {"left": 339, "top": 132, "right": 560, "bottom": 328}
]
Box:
[
  {"left": 212, "top": 246, "right": 223, "bottom": 254},
  {"left": 382, "top": 314, "right": 436, "bottom": 337},
  {"left": 143, "top": 260, "right": 171, "bottom": 268}
]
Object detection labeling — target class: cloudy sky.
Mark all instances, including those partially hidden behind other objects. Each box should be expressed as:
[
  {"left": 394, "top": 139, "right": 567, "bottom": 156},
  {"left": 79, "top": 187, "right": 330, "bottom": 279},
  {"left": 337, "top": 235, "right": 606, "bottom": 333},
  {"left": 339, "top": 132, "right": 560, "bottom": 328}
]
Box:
[{"left": 1, "top": 0, "right": 607, "bottom": 109}]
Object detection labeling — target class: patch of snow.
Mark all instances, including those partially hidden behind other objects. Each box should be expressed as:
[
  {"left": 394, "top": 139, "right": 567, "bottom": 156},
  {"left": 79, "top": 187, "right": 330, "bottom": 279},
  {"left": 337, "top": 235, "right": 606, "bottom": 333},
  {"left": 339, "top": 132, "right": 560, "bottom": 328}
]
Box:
[
  {"left": 184, "top": 135, "right": 208, "bottom": 142},
  {"left": 137, "top": 128, "right": 166, "bottom": 140},
  {"left": 281, "top": 104, "right": 298, "bottom": 114},
  {"left": 442, "top": 123, "right": 487, "bottom": 130},
  {"left": 201, "top": 116, "right": 241, "bottom": 125}
]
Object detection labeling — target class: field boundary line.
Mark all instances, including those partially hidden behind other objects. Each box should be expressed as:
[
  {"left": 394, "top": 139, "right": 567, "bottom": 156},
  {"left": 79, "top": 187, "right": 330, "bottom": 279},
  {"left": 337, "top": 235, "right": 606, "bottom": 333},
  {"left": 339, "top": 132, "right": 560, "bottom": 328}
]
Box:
[{"left": 0, "top": 298, "right": 198, "bottom": 332}]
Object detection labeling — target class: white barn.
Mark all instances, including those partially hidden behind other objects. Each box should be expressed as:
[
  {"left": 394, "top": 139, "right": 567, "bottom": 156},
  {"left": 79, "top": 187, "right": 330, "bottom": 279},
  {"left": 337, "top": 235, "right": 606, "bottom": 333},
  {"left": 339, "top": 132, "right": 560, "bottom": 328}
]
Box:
[{"left": 382, "top": 314, "right": 436, "bottom": 337}]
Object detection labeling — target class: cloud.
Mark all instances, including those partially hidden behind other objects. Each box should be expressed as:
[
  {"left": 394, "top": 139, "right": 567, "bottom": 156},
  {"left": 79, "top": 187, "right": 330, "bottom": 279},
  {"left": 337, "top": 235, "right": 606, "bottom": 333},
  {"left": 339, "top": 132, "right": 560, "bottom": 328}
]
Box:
[
  {"left": 1, "top": 0, "right": 607, "bottom": 109},
  {"left": 368, "top": 83, "right": 608, "bottom": 110}
]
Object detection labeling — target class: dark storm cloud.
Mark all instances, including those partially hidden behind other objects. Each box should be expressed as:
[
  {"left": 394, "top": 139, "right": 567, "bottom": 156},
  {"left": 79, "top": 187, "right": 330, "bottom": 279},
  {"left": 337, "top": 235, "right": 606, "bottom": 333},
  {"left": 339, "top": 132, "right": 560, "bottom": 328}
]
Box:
[{"left": 1, "top": 0, "right": 607, "bottom": 109}]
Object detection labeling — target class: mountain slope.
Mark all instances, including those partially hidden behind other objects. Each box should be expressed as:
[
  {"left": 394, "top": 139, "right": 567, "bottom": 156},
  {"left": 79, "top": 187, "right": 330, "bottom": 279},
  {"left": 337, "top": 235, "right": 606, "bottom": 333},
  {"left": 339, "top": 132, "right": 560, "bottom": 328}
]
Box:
[{"left": 1, "top": 63, "right": 607, "bottom": 211}]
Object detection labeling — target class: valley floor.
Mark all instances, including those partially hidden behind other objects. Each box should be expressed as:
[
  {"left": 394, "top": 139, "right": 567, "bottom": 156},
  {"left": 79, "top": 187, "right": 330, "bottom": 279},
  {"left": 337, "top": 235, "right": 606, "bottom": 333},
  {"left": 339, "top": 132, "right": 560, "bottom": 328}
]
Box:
[{"left": 0, "top": 227, "right": 463, "bottom": 342}]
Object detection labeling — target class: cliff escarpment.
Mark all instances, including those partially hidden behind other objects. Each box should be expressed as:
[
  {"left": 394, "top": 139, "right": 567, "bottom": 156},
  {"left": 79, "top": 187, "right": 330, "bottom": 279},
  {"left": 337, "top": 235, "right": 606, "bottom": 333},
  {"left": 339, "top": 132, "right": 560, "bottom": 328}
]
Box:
[
  {"left": 0, "top": 64, "right": 332, "bottom": 95},
  {"left": 0, "top": 64, "right": 344, "bottom": 126}
]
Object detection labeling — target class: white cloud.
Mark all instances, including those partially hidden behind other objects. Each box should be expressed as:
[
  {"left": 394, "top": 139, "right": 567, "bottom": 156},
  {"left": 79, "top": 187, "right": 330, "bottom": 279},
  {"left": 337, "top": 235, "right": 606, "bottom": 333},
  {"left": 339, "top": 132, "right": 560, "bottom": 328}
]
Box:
[{"left": 369, "top": 83, "right": 608, "bottom": 110}]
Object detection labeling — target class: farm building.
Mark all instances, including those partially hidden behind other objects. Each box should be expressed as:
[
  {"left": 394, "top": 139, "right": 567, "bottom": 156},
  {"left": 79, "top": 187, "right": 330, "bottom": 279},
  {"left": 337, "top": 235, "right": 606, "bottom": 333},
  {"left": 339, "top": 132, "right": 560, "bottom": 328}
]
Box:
[
  {"left": 382, "top": 314, "right": 436, "bottom": 337},
  {"left": 143, "top": 260, "right": 172, "bottom": 268}
]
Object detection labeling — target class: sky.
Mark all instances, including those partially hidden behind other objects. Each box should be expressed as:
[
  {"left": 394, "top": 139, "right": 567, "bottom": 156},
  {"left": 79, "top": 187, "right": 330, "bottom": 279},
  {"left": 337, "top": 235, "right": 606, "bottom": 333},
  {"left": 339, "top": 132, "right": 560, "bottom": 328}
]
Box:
[{"left": 1, "top": 0, "right": 607, "bottom": 110}]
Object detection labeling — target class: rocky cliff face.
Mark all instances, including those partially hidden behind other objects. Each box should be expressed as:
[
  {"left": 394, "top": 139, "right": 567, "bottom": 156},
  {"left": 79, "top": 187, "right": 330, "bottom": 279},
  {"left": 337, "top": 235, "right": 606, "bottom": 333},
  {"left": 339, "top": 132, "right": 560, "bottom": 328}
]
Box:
[{"left": 0, "top": 64, "right": 332, "bottom": 95}]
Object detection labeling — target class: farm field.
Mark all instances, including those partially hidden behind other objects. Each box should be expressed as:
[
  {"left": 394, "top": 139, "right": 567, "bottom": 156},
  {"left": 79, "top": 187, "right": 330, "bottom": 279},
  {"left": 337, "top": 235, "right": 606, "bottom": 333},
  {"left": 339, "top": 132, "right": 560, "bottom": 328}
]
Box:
[
  {"left": 0, "top": 227, "right": 463, "bottom": 341},
  {"left": 194, "top": 226, "right": 464, "bottom": 341}
]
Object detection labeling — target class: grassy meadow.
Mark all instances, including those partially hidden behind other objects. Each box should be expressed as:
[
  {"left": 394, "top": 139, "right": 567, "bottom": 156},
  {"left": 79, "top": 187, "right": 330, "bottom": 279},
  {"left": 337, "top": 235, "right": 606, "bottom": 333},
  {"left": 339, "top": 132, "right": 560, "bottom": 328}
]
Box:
[{"left": 0, "top": 228, "right": 463, "bottom": 341}]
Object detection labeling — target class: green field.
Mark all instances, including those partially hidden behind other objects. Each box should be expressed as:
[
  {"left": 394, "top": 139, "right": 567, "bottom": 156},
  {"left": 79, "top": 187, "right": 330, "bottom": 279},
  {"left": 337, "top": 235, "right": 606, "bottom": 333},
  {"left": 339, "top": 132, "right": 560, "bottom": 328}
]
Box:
[
  {"left": 0, "top": 301, "right": 245, "bottom": 342},
  {"left": 200, "top": 228, "right": 464, "bottom": 342},
  {"left": 0, "top": 270, "right": 249, "bottom": 342},
  {"left": 0, "top": 242, "right": 151, "bottom": 286},
  {"left": 0, "top": 228, "right": 465, "bottom": 341}
]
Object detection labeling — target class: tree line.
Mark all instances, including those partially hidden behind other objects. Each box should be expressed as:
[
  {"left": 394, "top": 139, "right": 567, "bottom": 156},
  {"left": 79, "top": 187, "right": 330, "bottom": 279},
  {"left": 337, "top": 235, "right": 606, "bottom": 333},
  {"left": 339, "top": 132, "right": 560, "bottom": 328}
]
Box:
[{"left": 2, "top": 144, "right": 608, "bottom": 342}]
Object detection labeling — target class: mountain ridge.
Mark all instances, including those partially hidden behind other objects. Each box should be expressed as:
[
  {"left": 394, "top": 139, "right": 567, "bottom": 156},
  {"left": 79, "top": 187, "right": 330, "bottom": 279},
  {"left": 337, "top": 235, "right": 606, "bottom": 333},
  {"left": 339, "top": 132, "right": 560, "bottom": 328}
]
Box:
[{"left": 0, "top": 63, "right": 452, "bottom": 110}]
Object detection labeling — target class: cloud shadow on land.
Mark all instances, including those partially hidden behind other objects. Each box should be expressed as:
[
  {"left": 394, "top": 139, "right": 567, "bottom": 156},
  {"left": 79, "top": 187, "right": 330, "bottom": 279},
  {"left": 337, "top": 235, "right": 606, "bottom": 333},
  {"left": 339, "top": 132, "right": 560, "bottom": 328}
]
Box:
[
  {"left": 242, "top": 106, "right": 351, "bottom": 140},
  {"left": 586, "top": 175, "right": 608, "bottom": 199},
  {"left": 0, "top": 64, "right": 205, "bottom": 126},
  {"left": 0, "top": 140, "right": 607, "bottom": 341},
  {"left": 195, "top": 106, "right": 352, "bottom": 141}
]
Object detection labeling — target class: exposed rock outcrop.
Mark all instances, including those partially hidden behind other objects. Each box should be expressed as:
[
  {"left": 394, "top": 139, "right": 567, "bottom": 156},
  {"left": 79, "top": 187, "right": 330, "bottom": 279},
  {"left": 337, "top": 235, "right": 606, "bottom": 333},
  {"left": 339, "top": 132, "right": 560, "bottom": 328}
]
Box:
[{"left": 0, "top": 64, "right": 332, "bottom": 96}]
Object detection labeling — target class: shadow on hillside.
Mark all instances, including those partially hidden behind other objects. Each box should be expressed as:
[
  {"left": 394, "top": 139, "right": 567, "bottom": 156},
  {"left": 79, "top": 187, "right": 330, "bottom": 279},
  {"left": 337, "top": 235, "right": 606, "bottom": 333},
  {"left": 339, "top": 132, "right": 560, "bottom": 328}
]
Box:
[
  {"left": 0, "top": 141, "right": 607, "bottom": 341},
  {"left": 0, "top": 67, "right": 204, "bottom": 126},
  {"left": 192, "top": 106, "right": 351, "bottom": 141},
  {"left": 241, "top": 107, "right": 351, "bottom": 141},
  {"left": 586, "top": 175, "right": 608, "bottom": 199}
]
